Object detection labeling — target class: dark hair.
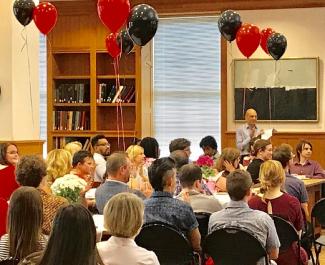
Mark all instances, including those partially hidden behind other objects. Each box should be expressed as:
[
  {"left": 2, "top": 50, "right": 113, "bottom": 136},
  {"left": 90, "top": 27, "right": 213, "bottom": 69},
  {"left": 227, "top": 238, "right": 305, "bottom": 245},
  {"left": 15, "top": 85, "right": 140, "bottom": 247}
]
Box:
[
  {"left": 169, "top": 150, "right": 189, "bottom": 170},
  {"left": 272, "top": 144, "right": 292, "bottom": 168},
  {"left": 226, "top": 170, "right": 252, "bottom": 201},
  {"left": 106, "top": 152, "right": 128, "bottom": 176},
  {"left": 16, "top": 155, "right": 46, "bottom": 187},
  {"left": 90, "top": 135, "right": 106, "bottom": 148},
  {"left": 39, "top": 204, "right": 96, "bottom": 265},
  {"left": 252, "top": 139, "right": 271, "bottom": 156},
  {"left": 0, "top": 143, "right": 18, "bottom": 165},
  {"left": 148, "top": 157, "right": 176, "bottom": 191},
  {"left": 179, "top": 164, "right": 202, "bottom": 188},
  {"left": 199, "top": 135, "right": 218, "bottom": 150},
  {"left": 72, "top": 150, "right": 93, "bottom": 167},
  {"left": 140, "top": 137, "right": 159, "bottom": 159},
  {"left": 169, "top": 138, "right": 191, "bottom": 153},
  {"left": 8, "top": 186, "right": 43, "bottom": 260},
  {"left": 296, "top": 140, "right": 312, "bottom": 161}
]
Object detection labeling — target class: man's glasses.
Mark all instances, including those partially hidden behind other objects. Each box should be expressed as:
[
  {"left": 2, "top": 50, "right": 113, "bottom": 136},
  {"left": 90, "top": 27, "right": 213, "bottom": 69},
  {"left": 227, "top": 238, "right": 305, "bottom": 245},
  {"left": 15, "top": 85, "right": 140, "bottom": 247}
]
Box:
[{"left": 97, "top": 143, "right": 110, "bottom": 147}]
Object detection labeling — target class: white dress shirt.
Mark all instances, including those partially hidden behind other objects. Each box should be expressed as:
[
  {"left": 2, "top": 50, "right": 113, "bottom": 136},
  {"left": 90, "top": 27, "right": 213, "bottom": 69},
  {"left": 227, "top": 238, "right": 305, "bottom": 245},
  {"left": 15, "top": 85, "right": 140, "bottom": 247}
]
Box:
[
  {"left": 97, "top": 236, "right": 160, "bottom": 265},
  {"left": 93, "top": 153, "right": 107, "bottom": 183}
]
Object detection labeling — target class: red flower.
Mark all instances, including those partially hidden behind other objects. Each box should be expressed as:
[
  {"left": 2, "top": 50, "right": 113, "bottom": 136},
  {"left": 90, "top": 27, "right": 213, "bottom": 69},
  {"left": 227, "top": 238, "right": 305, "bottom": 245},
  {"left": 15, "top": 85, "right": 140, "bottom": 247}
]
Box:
[{"left": 196, "top": 155, "right": 214, "bottom": 167}]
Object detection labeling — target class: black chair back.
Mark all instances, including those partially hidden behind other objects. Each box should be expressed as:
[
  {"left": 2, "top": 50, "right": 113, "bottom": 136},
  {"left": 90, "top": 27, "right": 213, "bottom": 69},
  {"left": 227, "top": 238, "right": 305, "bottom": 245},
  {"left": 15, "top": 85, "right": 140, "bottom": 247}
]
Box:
[
  {"left": 311, "top": 198, "right": 325, "bottom": 225},
  {"left": 135, "top": 222, "right": 194, "bottom": 265},
  {"left": 271, "top": 215, "right": 299, "bottom": 252},
  {"left": 195, "top": 212, "right": 211, "bottom": 244},
  {"left": 203, "top": 226, "right": 267, "bottom": 265},
  {"left": 0, "top": 258, "right": 19, "bottom": 265}
]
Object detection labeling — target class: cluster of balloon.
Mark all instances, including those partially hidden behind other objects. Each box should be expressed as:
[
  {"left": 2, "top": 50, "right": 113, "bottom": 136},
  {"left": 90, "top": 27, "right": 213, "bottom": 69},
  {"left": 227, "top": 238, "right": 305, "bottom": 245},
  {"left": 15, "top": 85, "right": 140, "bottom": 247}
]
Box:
[
  {"left": 13, "top": 0, "right": 58, "bottom": 35},
  {"left": 218, "top": 10, "right": 287, "bottom": 60},
  {"left": 97, "top": 0, "right": 159, "bottom": 58}
]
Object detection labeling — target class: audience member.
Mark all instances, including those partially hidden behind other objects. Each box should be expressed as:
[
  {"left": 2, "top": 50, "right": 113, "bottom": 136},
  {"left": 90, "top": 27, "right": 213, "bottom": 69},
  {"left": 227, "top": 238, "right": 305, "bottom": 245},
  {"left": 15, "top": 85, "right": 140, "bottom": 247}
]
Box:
[
  {"left": 63, "top": 141, "right": 82, "bottom": 157},
  {"left": 199, "top": 135, "right": 219, "bottom": 161},
  {"left": 0, "top": 143, "right": 20, "bottom": 201},
  {"left": 236, "top": 108, "right": 264, "bottom": 162},
  {"left": 289, "top": 140, "right": 325, "bottom": 178},
  {"left": 0, "top": 187, "right": 47, "bottom": 261},
  {"left": 91, "top": 135, "right": 110, "bottom": 184},
  {"left": 247, "top": 139, "right": 272, "bottom": 184},
  {"left": 36, "top": 204, "right": 99, "bottom": 265},
  {"left": 249, "top": 160, "right": 307, "bottom": 265},
  {"left": 144, "top": 157, "right": 201, "bottom": 252},
  {"left": 126, "top": 145, "right": 152, "bottom": 197},
  {"left": 97, "top": 193, "right": 160, "bottom": 265},
  {"left": 170, "top": 150, "right": 189, "bottom": 196},
  {"left": 273, "top": 144, "right": 309, "bottom": 218},
  {"left": 16, "top": 155, "right": 68, "bottom": 235},
  {"left": 215, "top": 147, "right": 241, "bottom": 192},
  {"left": 169, "top": 138, "right": 191, "bottom": 158},
  {"left": 140, "top": 137, "right": 160, "bottom": 167},
  {"left": 208, "top": 170, "right": 280, "bottom": 265},
  {"left": 70, "top": 150, "right": 94, "bottom": 183},
  {"left": 45, "top": 149, "right": 72, "bottom": 185},
  {"left": 177, "top": 164, "right": 222, "bottom": 213},
  {"left": 95, "top": 152, "right": 145, "bottom": 214}
]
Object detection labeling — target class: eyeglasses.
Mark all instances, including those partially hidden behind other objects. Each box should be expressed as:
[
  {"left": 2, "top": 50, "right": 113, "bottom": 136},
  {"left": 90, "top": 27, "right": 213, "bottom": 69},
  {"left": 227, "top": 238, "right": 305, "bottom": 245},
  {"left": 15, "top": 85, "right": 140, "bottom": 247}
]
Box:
[{"left": 97, "top": 143, "right": 110, "bottom": 147}]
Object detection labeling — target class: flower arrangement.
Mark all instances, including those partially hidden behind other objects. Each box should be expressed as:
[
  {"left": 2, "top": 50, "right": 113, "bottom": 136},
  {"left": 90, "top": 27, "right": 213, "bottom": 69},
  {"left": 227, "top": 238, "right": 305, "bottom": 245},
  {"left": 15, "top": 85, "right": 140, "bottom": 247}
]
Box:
[
  {"left": 51, "top": 174, "right": 87, "bottom": 203},
  {"left": 196, "top": 155, "right": 216, "bottom": 180}
]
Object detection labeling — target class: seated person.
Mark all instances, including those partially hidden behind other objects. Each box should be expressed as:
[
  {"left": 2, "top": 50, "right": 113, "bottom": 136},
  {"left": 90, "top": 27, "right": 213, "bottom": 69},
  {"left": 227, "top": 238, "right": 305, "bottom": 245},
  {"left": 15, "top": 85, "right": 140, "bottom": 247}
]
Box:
[
  {"left": 15, "top": 155, "right": 68, "bottom": 235},
  {"left": 91, "top": 135, "right": 110, "bottom": 184},
  {"left": 247, "top": 139, "right": 272, "bottom": 184},
  {"left": 63, "top": 141, "right": 82, "bottom": 157},
  {"left": 97, "top": 192, "right": 159, "bottom": 265},
  {"left": 144, "top": 157, "right": 201, "bottom": 252},
  {"left": 70, "top": 150, "right": 94, "bottom": 183},
  {"left": 199, "top": 135, "right": 219, "bottom": 161},
  {"left": 208, "top": 170, "right": 280, "bottom": 265},
  {"left": 45, "top": 149, "right": 72, "bottom": 185},
  {"left": 170, "top": 150, "right": 189, "bottom": 196},
  {"left": 214, "top": 147, "right": 241, "bottom": 192},
  {"left": 177, "top": 164, "right": 222, "bottom": 213},
  {"left": 169, "top": 138, "right": 192, "bottom": 159},
  {"left": 249, "top": 160, "right": 307, "bottom": 265},
  {"left": 140, "top": 137, "right": 160, "bottom": 168},
  {"left": 95, "top": 152, "right": 145, "bottom": 214},
  {"left": 289, "top": 140, "right": 325, "bottom": 178},
  {"left": 273, "top": 144, "right": 309, "bottom": 219}
]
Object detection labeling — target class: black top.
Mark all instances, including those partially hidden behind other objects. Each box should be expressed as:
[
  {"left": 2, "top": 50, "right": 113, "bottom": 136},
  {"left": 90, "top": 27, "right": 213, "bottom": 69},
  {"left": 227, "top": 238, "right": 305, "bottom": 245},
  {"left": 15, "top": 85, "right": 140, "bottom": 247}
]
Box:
[{"left": 247, "top": 158, "right": 264, "bottom": 184}]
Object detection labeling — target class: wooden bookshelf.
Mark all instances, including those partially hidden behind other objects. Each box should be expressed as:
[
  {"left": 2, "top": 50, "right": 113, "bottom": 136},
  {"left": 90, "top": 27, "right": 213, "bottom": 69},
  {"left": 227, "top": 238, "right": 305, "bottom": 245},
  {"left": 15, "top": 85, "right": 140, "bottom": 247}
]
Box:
[{"left": 47, "top": 1, "right": 141, "bottom": 151}]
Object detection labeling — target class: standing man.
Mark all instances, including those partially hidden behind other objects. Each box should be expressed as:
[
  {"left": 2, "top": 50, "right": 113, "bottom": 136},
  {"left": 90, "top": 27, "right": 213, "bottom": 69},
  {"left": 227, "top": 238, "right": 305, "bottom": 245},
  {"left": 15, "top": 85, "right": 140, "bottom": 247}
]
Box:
[
  {"left": 236, "top": 108, "right": 264, "bottom": 162},
  {"left": 91, "top": 135, "right": 111, "bottom": 184}
]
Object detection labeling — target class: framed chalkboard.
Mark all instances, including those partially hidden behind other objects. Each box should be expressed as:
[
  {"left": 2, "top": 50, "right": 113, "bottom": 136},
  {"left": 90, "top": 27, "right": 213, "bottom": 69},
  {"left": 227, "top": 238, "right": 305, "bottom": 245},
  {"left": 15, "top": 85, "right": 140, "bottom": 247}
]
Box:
[{"left": 234, "top": 58, "right": 319, "bottom": 122}]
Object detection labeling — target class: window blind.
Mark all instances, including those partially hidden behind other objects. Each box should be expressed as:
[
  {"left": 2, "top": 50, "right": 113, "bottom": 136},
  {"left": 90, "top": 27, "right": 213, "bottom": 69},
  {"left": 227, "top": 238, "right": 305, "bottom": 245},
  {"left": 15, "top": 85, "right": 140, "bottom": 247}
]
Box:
[{"left": 153, "top": 16, "right": 221, "bottom": 160}]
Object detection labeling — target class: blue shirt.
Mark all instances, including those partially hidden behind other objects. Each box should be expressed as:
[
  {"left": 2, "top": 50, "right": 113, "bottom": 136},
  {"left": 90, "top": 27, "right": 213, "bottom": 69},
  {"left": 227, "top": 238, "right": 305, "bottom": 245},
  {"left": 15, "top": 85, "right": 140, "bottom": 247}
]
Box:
[{"left": 144, "top": 191, "right": 198, "bottom": 235}]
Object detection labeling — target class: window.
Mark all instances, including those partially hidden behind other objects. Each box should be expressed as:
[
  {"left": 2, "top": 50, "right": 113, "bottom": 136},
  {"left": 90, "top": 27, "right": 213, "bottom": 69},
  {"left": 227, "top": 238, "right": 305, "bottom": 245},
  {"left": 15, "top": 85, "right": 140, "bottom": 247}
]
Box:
[
  {"left": 153, "top": 16, "right": 221, "bottom": 160},
  {"left": 39, "top": 35, "right": 47, "bottom": 155}
]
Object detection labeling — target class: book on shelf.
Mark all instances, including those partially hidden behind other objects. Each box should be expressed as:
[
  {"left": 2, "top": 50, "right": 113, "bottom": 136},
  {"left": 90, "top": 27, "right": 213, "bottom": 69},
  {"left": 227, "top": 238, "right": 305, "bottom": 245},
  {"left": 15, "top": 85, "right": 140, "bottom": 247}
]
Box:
[
  {"left": 54, "top": 83, "right": 88, "bottom": 104},
  {"left": 53, "top": 111, "right": 89, "bottom": 131},
  {"left": 107, "top": 85, "right": 116, "bottom": 103}
]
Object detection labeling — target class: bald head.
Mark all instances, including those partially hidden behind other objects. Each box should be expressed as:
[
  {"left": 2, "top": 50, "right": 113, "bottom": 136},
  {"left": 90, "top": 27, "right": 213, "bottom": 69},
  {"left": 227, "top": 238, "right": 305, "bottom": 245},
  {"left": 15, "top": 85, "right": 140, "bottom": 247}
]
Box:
[{"left": 245, "top": 108, "right": 257, "bottom": 125}]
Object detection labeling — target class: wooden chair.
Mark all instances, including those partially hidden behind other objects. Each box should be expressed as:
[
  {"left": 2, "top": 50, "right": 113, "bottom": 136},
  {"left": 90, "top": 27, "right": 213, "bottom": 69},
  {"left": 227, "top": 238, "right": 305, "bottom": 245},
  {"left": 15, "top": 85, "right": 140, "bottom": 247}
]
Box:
[
  {"left": 203, "top": 226, "right": 268, "bottom": 265},
  {"left": 135, "top": 222, "right": 198, "bottom": 265}
]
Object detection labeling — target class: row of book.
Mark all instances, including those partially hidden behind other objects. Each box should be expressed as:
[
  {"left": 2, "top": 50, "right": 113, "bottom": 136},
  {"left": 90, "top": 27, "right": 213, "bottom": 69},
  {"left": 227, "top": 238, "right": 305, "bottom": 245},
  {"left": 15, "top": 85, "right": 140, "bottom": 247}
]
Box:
[
  {"left": 97, "top": 84, "right": 135, "bottom": 103},
  {"left": 53, "top": 137, "right": 91, "bottom": 150},
  {"left": 53, "top": 111, "right": 90, "bottom": 131},
  {"left": 54, "top": 83, "right": 90, "bottom": 103}
]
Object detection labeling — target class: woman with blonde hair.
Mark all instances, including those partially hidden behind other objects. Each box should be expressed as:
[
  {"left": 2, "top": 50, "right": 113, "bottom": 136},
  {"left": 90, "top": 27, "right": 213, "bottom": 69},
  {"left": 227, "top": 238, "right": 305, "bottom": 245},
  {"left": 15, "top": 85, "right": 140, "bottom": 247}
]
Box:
[
  {"left": 126, "top": 145, "right": 152, "bottom": 197},
  {"left": 46, "top": 149, "right": 72, "bottom": 184},
  {"left": 63, "top": 141, "right": 82, "bottom": 157},
  {"left": 248, "top": 160, "right": 307, "bottom": 265},
  {"left": 0, "top": 187, "right": 47, "bottom": 261},
  {"left": 214, "top": 147, "right": 241, "bottom": 192},
  {"left": 97, "top": 192, "right": 159, "bottom": 265}
]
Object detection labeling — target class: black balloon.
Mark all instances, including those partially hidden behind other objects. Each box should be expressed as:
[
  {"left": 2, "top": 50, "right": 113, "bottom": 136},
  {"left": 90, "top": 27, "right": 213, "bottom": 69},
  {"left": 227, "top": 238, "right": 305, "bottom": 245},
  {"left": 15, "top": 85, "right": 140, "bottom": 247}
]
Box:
[
  {"left": 13, "top": 0, "right": 35, "bottom": 26},
  {"left": 117, "top": 30, "right": 134, "bottom": 54},
  {"left": 127, "top": 4, "right": 159, "bottom": 46},
  {"left": 218, "top": 10, "right": 242, "bottom": 42},
  {"left": 267, "top": 33, "right": 287, "bottom": 60}
]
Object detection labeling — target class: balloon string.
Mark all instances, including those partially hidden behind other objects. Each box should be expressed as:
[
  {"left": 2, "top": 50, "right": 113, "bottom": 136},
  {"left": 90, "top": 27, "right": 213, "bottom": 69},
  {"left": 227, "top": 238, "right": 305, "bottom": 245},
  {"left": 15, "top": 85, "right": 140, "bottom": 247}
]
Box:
[
  {"left": 113, "top": 57, "right": 120, "bottom": 149},
  {"left": 20, "top": 28, "right": 27, "bottom": 52},
  {"left": 116, "top": 56, "right": 125, "bottom": 151},
  {"left": 21, "top": 27, "right": 35, "bottom": 132}
]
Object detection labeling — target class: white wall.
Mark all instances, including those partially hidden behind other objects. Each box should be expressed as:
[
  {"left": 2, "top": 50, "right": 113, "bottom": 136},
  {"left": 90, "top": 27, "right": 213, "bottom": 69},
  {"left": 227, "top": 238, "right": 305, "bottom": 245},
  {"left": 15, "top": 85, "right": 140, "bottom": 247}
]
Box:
[
  {"left": 227, "top": 7, "right": 325, "bottom": 132},
  {"left": 0, "top": 0, "right": 40, "bottom": 140}
]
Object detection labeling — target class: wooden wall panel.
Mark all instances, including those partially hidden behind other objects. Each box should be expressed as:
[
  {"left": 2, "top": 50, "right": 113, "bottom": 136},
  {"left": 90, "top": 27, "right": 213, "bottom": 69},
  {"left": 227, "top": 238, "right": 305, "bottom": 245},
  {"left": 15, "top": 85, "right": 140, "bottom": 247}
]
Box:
[
  {"left": 224, "top": 132, "right": 325, "bottom": 167},
  {"left": 0, "top": 140, "right": 44, "bottom": 157}
]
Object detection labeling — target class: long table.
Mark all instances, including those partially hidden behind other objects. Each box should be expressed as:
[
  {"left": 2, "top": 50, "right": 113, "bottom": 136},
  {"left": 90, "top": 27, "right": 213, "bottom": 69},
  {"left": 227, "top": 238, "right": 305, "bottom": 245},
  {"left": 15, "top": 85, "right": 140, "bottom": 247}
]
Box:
[{"left": 303, "top": 178, "right": 325, "bottom": 219}]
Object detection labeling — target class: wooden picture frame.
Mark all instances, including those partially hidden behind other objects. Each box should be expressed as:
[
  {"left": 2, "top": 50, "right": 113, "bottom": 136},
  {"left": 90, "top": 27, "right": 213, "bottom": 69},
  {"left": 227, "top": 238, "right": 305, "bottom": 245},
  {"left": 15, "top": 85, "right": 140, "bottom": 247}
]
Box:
[{"left": 233, "top": 57, "right": 319, "bottom": 122}]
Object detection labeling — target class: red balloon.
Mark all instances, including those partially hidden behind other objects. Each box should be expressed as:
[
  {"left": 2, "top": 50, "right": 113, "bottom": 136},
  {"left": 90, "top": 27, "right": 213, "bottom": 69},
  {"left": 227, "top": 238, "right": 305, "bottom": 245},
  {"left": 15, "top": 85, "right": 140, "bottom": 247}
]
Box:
[
  {"left": 97, "top": 0, "right": 130, "bottom": 33},
  {"left": 236, "top": 24, "right": 261, "bottom": 58},
  {"left": 260, "top": 28, "right": 275, "bottom": 54},
  {"left": 33, "top": 2, "right": 58, "bottom": 35},
  {"left": 105, "top": 33, "right": 121, "bottom": 58}
]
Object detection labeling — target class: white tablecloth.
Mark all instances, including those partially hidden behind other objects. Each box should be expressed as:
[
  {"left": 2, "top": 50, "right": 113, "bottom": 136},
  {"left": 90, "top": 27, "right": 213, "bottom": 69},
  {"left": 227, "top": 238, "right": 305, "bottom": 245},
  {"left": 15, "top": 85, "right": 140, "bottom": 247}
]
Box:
[{"left": 213, "top": 192, "right": 230, "bottom": 208}]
